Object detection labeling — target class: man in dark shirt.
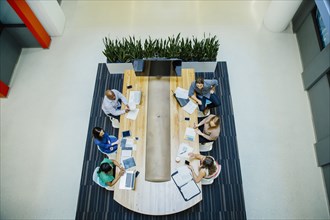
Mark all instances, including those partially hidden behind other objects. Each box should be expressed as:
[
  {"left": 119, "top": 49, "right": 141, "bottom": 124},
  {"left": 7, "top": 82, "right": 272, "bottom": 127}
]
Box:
[{"left": 188, "top": 77, "right": 221, "bottom": 115}]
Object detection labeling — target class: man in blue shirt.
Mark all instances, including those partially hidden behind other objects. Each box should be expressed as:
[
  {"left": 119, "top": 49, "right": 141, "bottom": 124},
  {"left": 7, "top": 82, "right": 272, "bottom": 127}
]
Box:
[{"left": 188, "top": 77, "right": 221, "bottom": 115}]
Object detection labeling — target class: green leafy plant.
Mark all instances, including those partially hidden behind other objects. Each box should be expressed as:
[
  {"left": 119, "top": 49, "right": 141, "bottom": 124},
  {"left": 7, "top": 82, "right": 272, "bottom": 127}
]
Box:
[{"left": 102, "top": 34, "right": 219, "bottom": 63}]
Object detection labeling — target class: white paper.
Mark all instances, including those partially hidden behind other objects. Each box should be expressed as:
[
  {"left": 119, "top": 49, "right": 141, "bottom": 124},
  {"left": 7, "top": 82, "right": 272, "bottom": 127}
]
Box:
[
  {"left": 129, "top": 91, "right": 141, "bottom": 105},
  {"left": 177, "top": 143, "right": 193, "bottom": 158},
  {"left": 182, "top": 100, "right": 198, "bottom": 114},
  {"left": 184, "top": 127, "right": 196, "bottom": 141},
  {"left": 177, "top": 166, "right": 192, "bottom": 181},
  {"left": 175, "top": 87, "right": 189, "bottom": 99},
  {"left": 121, "top": 150, "right": 132, "bottom": 157},
  {"left": 126, "top": 109, "right": 139, "bottom": 120}
]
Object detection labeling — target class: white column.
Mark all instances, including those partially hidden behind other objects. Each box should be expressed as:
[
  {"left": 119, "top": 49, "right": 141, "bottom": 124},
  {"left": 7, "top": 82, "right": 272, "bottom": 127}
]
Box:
[
  {"left": 264, "top": 0, "right": 303, "bottom": 32},
  {"left": 27, "top": 0, "right": 65, "bottom": 36}
]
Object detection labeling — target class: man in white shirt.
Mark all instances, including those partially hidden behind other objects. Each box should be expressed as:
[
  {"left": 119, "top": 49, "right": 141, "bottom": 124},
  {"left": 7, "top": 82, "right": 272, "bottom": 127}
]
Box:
[{"left": 102, "top": 89, "right": 130, "bottom": 119}]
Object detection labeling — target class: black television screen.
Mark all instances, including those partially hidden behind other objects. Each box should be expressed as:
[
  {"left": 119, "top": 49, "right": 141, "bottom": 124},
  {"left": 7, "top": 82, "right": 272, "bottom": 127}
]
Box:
[{"left": 133, "top": 59, "right": 182, "bottom": 77}]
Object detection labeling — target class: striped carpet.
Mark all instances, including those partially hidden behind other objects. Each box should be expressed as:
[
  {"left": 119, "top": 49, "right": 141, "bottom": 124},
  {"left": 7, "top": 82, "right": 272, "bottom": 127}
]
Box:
[{"left": 75, "top": 62, "right": 246, "bottom": 220}]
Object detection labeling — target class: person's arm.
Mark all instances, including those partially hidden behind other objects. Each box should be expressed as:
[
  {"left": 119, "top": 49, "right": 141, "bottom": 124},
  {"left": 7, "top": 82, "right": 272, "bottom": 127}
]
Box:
[
  {"left": 112, "top": 159, "right": 125, "bottom": 172},
  {"left": 210, "top": 80, "right": 219, "bottom": 94},
  {"left": 115, "top": 89, "right": 128, "bottom": 105},
  {"left": 189, "top": 152, "right": 206, "bottom": 161},
  {"left": 187, "top": 165, "right": 206, "bottom": 183},
  {"left": 106, "top": 169, "right": 125, "bottom": 187},
  {"left": 188, "top": 83, "right": 202, "bottom": 105}
]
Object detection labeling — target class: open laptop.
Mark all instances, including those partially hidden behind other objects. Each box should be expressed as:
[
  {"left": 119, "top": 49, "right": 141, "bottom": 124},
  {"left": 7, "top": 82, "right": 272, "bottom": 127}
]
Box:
[
  {"left": 172, "top": 90, "right": 189, "bottom": 107},
  {"left": 125, "top": 170, "right": 137, "bottom": 190}
]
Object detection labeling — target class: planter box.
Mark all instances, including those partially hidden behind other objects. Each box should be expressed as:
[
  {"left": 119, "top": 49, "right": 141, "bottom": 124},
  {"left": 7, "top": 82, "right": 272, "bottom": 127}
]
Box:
[
  {"left": 106, "top": 61, "right": 217, "bottom": 74},
  {"left": 182, "top": 61, "right": 217, "bottom": 73}
]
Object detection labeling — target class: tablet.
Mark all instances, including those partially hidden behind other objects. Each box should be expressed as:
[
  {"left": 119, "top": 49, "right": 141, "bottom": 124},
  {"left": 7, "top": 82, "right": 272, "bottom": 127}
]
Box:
[{"left": 122, "top": 130, "right": 131, "bottom": 137}]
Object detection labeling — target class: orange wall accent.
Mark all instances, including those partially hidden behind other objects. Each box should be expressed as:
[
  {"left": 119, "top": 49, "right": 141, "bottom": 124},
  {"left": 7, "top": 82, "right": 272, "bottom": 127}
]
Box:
[
  {"left": 0, "top": 80, "right": 10, "bottom": 98},
  {"left": 7, "top": 0, "right": 51, "bottom": 48}
]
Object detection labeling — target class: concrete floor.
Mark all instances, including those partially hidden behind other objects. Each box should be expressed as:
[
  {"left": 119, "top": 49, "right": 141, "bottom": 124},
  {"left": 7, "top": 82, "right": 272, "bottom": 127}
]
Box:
[{"left": 1, "top": 1, "right": 329, "bottom": 219}]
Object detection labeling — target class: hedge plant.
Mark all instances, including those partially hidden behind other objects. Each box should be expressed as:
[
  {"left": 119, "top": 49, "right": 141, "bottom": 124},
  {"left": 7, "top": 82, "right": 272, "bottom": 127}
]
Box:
[{"left": 102, "top": 33, "right": 219, "bottom": 63}]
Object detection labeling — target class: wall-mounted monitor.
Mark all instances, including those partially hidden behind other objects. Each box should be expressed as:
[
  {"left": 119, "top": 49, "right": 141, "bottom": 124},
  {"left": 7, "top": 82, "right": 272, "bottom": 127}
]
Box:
[{"left": 133, "top": 58, "right": 182, "bottom": 77}]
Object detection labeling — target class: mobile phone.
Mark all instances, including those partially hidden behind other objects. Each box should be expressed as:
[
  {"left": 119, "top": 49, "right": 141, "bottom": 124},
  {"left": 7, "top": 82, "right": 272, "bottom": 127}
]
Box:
[
  {"left": 122, "top": 130, "right": 131, "bottom": 137},
  {"left": 127, "top": 85, "right": 133, "bottom": 89},
  {"left": 135, "top": 170, "right": 140, "bottom": 178},
  {"left": 184, "top": 117, "right": 190, "bottom": 121},
  {"left": 185, "top": 160, "right": 190, "bottom": 165}
]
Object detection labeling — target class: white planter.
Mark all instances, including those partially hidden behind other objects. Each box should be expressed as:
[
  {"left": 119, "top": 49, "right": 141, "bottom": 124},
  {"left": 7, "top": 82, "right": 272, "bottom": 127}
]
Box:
[{"left": 182, "top": 62, "right": 217, "bottom": 72}]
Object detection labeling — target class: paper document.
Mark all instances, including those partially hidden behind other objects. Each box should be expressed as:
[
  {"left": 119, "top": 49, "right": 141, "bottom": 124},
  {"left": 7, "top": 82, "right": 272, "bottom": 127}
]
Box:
[
  {"left": 175, "top": 87, "right": 189, "bottom": 99},
  {"left": 182, "top": 100, "right": 198, "bottom": 114},
  {"left": 184, "top": 127, "right": 196, "bottom": 141},
  {"left": 177, "top": 143, "right": 193, "bottom": 158},
  {"left": 129, "top": 91, "right": 141, "bottom": 105},
  {"left": 126, "top": 109, "right": 139, "bottom": 120},
  {"left": 121, "top": 150, "right": 132, "bottom": 157}
]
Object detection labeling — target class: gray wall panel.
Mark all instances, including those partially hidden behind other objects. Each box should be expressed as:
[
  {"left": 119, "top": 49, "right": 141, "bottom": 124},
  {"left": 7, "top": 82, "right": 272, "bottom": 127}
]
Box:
[
  {"left": 296, "top": 14, "right": 321, "bottom": 68},
  {"left": 308, "top": 75, "right": 330, "bottom": 141},
  {"left": 315, "top": 136, "right": 330, "bottom": 166},
  {"left": 322, "top": 165, "right": 330, "bottom": 206},
  {"left": 7, "top": 27, "right": 40, "bottom": 48},
  {"left": 0, "top": 29, "right": 21, "bottom": 85},
  {"left": 302, "top": 44, "right": 330, "bottom": 89}
]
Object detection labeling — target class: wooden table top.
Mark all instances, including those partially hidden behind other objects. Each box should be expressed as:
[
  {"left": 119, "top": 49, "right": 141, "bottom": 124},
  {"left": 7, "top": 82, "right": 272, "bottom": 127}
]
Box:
[{"left": 113, "top": 69, "right": 202, "bottom": 215}]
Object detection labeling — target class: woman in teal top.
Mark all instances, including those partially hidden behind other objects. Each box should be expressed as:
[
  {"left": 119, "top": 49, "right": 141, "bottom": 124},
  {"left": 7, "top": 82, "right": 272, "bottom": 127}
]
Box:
[{"left": 97, "top": 158, "right": 125, "bottom": 187}]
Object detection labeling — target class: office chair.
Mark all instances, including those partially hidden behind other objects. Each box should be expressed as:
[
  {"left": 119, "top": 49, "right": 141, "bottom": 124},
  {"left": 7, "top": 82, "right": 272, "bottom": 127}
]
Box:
[
  {"left": 107, "top": 115, "right": 120, "bottom": 128},
  {"left": 92, "top": 167, "right": 114, "bottom": 191},
  {"left": 201, "top": 163, "right": 221, "bottom": 185},
  {"left": 199, "top": 142, "right": 214, "bottom": 152}
]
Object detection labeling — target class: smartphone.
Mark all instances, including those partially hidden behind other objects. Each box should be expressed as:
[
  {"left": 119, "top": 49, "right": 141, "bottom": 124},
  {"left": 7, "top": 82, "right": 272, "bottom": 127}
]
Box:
[
  {"left": 122, "top": 130, "right": 131, "bottom": 137},
  {"left": 135, "top": 170, "right": 140, "bottom": 178},
  {"left": 185, "top": 160, "right": 190, "bottom": 165},
  {"left": 184, "top": 117, "right": 190, "bottom": 121},
  {"left": 127, "top": 85, "right": 133, "bottom": 89}
]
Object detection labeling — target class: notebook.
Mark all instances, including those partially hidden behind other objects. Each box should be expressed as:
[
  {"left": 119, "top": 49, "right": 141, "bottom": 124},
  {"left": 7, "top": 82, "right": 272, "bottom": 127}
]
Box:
[{"left": 129, "top": 91, "right": 141, "bottom": 105}]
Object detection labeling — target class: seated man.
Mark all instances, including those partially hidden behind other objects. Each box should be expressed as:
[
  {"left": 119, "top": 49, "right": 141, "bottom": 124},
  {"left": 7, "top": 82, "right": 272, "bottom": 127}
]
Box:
[
  {"left": 188, "top": 77, "right": 221, "bottom": 115},
  {"left": 102, "top": 89, "right": 130, "bottom": 119}
]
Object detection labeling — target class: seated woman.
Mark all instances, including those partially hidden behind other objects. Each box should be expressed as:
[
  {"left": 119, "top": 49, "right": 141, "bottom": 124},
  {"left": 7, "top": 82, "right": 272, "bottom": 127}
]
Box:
[
  {"left": 97, "top": 158, "right": 125, "bottom": 187},
  {"left": 92, "top": 127, "right": 119, "bottom": 154},
  {"left": 186, "top": 152, "right": 220, "bottom": 183},
  {"left": 193, "top": 114, "right": 220, "bottom": 144}
]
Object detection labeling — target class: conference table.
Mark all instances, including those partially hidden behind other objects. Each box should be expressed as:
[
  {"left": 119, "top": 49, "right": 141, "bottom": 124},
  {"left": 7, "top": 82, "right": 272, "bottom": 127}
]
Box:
[{"left": 113, "top": 69, "right": 202, "bottom": 215}]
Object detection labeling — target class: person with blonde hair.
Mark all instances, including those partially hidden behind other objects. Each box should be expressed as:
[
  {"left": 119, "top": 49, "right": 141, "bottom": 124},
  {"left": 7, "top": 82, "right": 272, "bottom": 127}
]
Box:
[{"left": 194, "top": 114, "right": 220, "bottom": 144}]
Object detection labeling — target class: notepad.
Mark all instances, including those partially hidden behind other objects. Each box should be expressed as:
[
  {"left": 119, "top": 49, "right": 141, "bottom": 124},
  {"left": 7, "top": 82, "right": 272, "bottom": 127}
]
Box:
[
  {"left": 177, "top": 143, "right": 193, "bottom": 158},
  {"left": 126, "top": 109, "right": 139, "bottom": 120},
  {"left": 171, "top": 166, "right": 201, "bottom": 201},
  {"left": 184, "top": 127, "right": 196, "bottom": 141}
]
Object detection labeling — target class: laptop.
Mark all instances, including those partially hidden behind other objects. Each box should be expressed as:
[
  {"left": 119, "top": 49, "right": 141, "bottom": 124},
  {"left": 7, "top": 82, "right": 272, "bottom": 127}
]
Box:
[
  {"left": 125, "top": 170, "right": 137, "bottom": 190},
  {"left": 172, "top": 90, "right": 189, "bottom": 107}
]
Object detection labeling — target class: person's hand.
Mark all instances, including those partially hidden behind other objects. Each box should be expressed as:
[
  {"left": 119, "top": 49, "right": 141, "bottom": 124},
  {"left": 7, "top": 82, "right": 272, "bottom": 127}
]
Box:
[
  {"left": 197, "top": 100, "right": 202, "bottom": 105},
  {"left": 119, "top": 166, "right": 125, "bottom": 172},
  {"left": 187, "top": 165, "right": 194, "bottom": 172},
  {"left": 194, "top": 128, "right": 202, "bottom": 135},
  {"left": 188, "top": 152, "right": 195, "bottom": 158},
  {"left": 193, "top": 123, "right": 198, "bottom": 129},
  {"left": 119, "top": 169, "right": 125, "bottom": 176},
  {"left": 125, "top": 107, "right": 130, "bottom": 113},
  {"left": 210, "top": 89, "right": 215, "bottom": 94}
]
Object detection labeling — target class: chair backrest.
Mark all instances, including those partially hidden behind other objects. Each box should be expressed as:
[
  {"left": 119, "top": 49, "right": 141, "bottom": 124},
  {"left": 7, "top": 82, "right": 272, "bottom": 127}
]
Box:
[
  {"left": 97, "top": 145, "right": 117, "bottom": 159},
  {"left": 201, "top": 163, "right": 221, "bottom": 185},
  {"left": 199, "top": 142, "right": 214, "bottom": 152},
  {"left": 92, "top": 167, "right": 114, "bottom": 191}
]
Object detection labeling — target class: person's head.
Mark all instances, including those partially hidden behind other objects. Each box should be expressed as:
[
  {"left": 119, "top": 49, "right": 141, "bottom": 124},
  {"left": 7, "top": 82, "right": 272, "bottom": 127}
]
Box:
[
  {"left": 201, "top": 156, "right": 217, "bottom": 175},
  {"left": 92, "top": 127, "right": 104, "bottom": 140},
  {"left": 98, "top": 162, "right": 113, "bottom": 173},
  {"left": 105, "top": 90, "right": 116, "bottom": 100},
  {"left": 195, "top": 77, "right": 204, "bottom": 90},
  {"left": 209, "top": 115, "right": 220, "bottom": 128}
]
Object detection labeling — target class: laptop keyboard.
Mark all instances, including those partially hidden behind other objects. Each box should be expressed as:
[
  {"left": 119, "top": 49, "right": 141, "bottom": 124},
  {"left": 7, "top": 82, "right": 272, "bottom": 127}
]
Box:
[{"left": 125, "top": 173, "right": 133, "bottom": 187}]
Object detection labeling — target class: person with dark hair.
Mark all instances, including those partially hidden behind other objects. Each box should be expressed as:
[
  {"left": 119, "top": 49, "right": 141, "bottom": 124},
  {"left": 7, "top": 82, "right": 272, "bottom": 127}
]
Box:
[
  {"left": 188, "top": 77, "right": 221, "bottom": 116},
  {"left": 186, "top": 153, "right": 220, "bottom": 183},
  {"left": 97, "top": 158, "right": 125, "bottom": 187},
  {"left": 193, "top": 114, "right": 221, "bottom": 144},
  {"left": 102, "top": 89, "right": 130, "bottom": 119},
  {"left": 92, "top": 127, "right": 119, "bottom": 154}
]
